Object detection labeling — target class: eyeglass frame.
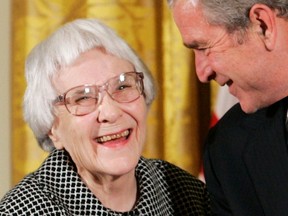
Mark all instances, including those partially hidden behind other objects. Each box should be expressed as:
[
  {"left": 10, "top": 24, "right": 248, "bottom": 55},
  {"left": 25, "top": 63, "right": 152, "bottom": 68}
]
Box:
[{"left": 53, "top": 71, "right": 145, "bottom": 116}]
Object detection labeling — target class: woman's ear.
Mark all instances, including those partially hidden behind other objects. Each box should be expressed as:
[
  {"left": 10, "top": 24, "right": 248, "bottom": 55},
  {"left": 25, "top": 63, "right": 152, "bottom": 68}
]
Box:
[
  {"left": 48, "top": 120, "right": 64, "bottom": 150},
  {"left": 249, "top": 3, "right": 277, "bottom": 51}
]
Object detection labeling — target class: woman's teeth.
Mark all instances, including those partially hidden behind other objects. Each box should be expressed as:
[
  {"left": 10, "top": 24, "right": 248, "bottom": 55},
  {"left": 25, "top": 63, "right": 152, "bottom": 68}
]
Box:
[{"left": 96, "top": 130, "right": 130, "bottom": 143}]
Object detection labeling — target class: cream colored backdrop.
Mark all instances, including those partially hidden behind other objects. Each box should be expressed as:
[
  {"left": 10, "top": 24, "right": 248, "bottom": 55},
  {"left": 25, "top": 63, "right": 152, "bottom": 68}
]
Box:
[{"left": 11, "top": 0, "right": 210, "bottom": 185}]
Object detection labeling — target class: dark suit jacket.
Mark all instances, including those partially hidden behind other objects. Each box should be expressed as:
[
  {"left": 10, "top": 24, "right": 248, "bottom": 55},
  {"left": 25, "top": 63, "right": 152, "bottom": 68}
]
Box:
[{"left": 204, "top": 97, "right": 288, "bottom": 216}]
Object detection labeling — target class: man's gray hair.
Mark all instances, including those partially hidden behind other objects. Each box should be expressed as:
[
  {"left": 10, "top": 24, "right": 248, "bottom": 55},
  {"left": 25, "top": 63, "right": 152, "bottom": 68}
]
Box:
[{"left": 167, "top": 0, "right": 288, "bottom": 32}]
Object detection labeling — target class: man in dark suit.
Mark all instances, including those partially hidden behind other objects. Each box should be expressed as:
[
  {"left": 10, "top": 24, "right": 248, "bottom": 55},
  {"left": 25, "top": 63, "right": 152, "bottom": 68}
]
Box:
[{"left": 167, "top": 0, "right": 288, "bottom": 215}]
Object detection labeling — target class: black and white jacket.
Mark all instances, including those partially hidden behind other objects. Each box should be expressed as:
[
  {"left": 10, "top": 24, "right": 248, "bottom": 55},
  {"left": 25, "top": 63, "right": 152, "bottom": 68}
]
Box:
[{"left": 0, "top": 149, "right": 210, "bottom": 215}]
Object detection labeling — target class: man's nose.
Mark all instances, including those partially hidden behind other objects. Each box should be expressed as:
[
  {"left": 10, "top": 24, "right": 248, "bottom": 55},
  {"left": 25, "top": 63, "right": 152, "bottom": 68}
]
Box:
[{"left": 194, "top": 51, "right": 215, "bottom": 83}]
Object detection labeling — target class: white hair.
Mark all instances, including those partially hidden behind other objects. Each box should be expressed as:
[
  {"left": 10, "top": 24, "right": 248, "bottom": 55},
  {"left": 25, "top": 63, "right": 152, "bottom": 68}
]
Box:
[{"left": 24, "top": 18, "right": 156, "bottom": 151}]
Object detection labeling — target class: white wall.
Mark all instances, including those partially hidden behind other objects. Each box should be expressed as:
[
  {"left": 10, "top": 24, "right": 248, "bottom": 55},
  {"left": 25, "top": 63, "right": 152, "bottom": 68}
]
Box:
[{"left": 0, "top": 0, "right": 11, "bottom": 198}]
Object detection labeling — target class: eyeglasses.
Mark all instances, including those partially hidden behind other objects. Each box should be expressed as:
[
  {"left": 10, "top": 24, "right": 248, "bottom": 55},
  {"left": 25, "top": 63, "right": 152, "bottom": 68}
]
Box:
[{"left": 54, "top": 72, "right": 144, "bottom": 116}]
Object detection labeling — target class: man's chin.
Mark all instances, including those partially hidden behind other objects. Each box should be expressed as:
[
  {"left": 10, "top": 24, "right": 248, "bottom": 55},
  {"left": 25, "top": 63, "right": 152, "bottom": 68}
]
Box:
[{"left": 239, "top": 102, "right": 259, "bottom": 114}]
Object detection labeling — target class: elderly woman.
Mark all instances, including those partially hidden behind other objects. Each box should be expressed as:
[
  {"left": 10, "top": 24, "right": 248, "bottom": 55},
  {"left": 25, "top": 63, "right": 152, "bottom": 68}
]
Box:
[{"left": 0, "top": 19, "right": 210, "bottom": 215}]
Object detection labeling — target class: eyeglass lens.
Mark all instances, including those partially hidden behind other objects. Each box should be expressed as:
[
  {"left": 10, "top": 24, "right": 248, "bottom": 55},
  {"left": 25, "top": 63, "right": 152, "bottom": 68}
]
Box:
[{"left": 63, "top": 72, "right": 143, "bottom": 116}]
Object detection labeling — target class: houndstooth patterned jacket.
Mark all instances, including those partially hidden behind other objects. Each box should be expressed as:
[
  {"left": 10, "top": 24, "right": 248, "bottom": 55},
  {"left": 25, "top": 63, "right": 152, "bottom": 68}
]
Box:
[{"left": 0, "top": 149, "right": 210, "bottom": 215}]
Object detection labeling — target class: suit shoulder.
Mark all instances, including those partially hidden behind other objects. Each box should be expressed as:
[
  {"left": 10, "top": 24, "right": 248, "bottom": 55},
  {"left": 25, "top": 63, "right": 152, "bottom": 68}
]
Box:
[
  {"left": 205, "top": 103, "right": 252, "bottom": 155},
  {"left": 217, "top": 103, "right": 246, "bottom": 128}
]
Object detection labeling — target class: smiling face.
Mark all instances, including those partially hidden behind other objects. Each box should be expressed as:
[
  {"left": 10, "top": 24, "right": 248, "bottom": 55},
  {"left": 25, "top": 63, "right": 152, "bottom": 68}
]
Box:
[
  {"left": 49, "top": 48, "right": 148, "bottom": 180},
  {"left": 172, "top": 1, "right": 287, "bottom": 113}
]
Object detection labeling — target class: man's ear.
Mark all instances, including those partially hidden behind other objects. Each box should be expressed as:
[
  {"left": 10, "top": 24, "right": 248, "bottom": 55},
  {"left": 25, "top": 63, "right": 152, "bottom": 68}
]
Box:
[
  {"left": 249, "top": 4, "right": 277, "bottom": 50},
  {"left": 48, "top": 121, "right": 64, "bottom": 150}
]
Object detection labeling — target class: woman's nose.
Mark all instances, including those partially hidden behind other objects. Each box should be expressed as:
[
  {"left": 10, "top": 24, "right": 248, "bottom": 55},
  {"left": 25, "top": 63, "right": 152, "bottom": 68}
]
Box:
[
  {"left": 96, "top": 93, "right": 122, "bottom": 123},
  {"left": 194, "top": 51, "right": 215, "bottom": 83}
]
